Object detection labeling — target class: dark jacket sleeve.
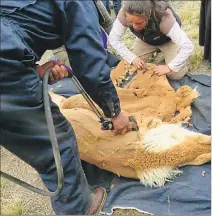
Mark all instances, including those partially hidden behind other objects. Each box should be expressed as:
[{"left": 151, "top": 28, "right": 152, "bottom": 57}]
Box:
[{"left": 55, "top": 0, "right": 120, "bottom": 118}]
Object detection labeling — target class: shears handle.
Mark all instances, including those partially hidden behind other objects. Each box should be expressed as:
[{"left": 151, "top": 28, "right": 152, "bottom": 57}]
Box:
[
  {"left": 100, "top": 116, "right": 138, "bottom": 131},
  {"left": 100, "top": 118, "right": 114, "bottom": 130}
]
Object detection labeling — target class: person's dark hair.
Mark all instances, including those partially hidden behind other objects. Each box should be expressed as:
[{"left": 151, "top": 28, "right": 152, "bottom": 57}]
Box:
[{"left": 123, "top": 0, "right": 169, "bottom": 23}]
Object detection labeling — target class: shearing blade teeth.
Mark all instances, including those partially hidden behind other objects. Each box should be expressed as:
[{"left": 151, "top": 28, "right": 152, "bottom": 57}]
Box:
[{"left": 119, "top": 72, "right": 137, "bottom": 88}]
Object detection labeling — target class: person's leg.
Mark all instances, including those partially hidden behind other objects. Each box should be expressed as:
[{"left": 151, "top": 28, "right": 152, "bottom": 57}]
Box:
[
  {"left": 96, "top": 0, "right": 114, "bottom": 34},
  {"left": 1, "top": 15, "right": 107, "bottom": 215},
  {"left": 0, "top": 58, "right": 92, "bottom": 215},
  {"left": 101, "top": 0, "right": 107, "bottom": 8},
  {"left": 0, "top": 60, "right": 107, "bottom": 214},
  {"left": 106, "top": 0, "right": 111, "bottom": 14},
  {"left": 112, "top": 0, "right": 122, "bottom": 16},
  {"left": 101, "top": 0, "right": 111, "bottom": 14},
  {"left": 158, "top": 41, "right": 187, "bottom": 80},
  {"left": 167, "top": 69, "right": 187, "bottom": 80},
  {"left": 131, "top": 37, "right": 157, "bottom": 62}
]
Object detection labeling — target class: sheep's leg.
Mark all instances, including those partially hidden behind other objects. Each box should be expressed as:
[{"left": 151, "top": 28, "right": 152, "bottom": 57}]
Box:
[
  {"left": 185, "top": 153, "right": 211, "bottom": 166},
  {"left": 169, "top": 106, "right": 192, "bottom": 124},
  {"left": 170, "top": 86, "right": 199, "bottom": 124},
  {"left": 175, "top": 86, "right": 199, "bottom": 110},
  {"left": 198, "top": 134, "right": 211, "bottom": 144}
]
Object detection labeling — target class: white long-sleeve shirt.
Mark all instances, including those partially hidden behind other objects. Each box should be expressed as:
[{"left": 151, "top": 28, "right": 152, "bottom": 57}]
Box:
[
  {"left": 166, "top": 21, "right": 194, "bottom": 72},
  {"left": 109, "top": 9, "right": 194, "bottom": 72}
]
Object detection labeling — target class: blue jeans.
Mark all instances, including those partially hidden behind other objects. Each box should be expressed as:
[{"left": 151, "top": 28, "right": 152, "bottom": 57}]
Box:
[
  {"left": 0, "top": 18, "right": 91, "bottom": 215},
  {"left": 102, "top": 0, "right": 122, "bottom": 16}
]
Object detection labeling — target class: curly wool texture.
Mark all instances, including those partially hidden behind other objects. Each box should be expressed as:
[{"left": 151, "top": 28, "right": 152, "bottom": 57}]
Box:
[{"left": 50, "top": 61, "right": 211, "bottom": 187}]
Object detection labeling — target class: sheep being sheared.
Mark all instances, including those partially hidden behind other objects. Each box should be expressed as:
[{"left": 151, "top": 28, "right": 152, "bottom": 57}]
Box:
[{"left": 49, "top": 61, "right": 211, "bottom": 187}]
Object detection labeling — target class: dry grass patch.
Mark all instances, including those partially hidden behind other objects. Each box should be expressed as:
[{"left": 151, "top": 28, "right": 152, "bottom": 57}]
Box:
[
  {"left": 176, "top": 1, "right": 204, "bottom": 71},
  {"left": 1, "top": 199, "right": 23, "bottom": 215}
]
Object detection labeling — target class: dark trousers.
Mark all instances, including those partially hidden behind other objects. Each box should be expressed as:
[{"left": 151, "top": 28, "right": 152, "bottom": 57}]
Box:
[
  {"left": 199, "top": 0, "right": 211, "bottom": 62},
  {"left": 102, "top": 0, "right": 122, "bottom": 16},
  {"left": 0, "top": 18, "right": 91, "bottom": 215}
]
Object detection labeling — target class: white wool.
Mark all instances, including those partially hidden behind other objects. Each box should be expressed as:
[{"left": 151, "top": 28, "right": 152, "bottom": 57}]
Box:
[
  {"left": 143, "top": 123, "right": 195, "bottom": 153},
  {"left": 137, "top": 167, "right": 182, "bottom": 187},
  {"left": 138, "top": 124, "right": 195, "bottom": 187}
]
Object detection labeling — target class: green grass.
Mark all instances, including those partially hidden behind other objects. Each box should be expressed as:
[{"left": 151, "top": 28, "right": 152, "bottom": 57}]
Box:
[
  {"left": 1, "top": 200, "right": 23, "bottom": 215},
  {"left": 0, "top": 178, "right": 24, "bottom": 215},
  {"left": 1, "top": 178, "right": 9, "bottom": 189},
  {"left": 176, "top": 1, "right": 204, "bottom": 71}
]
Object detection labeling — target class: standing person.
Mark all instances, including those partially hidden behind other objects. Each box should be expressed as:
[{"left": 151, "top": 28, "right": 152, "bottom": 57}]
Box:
[
  {"left": 109, "top": 0, "right": 194, "bottom": 80},
  {"left": 0, "top": 0, "right": 131, "bottom": 215},
  {"left": 97, "top": 0, "right": 114, "bottom": 34},
  {"left": 102, "top": 0, "right": 122, "bottom": 16},
  {"left": 112, "top": 0, "right": 122, "bottom": 16},
  {"left": 199, "top": 0, "right": 211, "bottom": 63}
]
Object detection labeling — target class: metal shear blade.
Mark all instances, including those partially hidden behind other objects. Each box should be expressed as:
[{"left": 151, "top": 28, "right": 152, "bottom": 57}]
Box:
[{"left": 119, "top": 72, "right": 137, "bottom": 88}]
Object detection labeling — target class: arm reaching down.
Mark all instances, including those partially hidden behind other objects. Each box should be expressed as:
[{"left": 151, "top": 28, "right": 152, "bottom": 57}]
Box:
[
  {"left": 55, "top": 0, "right": 130, "bottom": 133},
  {"left": 56, "top": 0, "right": 120, "bottom": 118},
  {"left": 160, "top": 8, "right": 194, "bottom": 72},
  {"left": 166, "top": 21, "right": 194, "bottom": 72},
  {"left": 109, "top": 10, "right": 137, "bottom": 64}
]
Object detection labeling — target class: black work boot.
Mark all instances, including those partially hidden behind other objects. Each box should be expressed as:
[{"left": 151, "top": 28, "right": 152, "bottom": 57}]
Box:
[{"left": 86, "top": 187, "right": 107, "bottom": 215}]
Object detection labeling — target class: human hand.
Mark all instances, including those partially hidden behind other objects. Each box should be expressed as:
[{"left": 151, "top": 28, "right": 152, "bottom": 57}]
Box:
[
  {"left": 132, "top": 57, "right": 146, "bottom": 69},
  {"left": 36, "top": 60, "right": 68, "bottom": 84},
  {"left": 112, "top": 111, "right": 131, "bottom": 135},
  {"left": 154, "top": 65, "right": 172, "bottom": 76}
]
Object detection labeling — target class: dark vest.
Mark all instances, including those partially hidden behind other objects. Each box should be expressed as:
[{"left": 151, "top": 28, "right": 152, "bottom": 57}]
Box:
[{"left": 129, "top": 5, "right": 181, "bottom": 46}]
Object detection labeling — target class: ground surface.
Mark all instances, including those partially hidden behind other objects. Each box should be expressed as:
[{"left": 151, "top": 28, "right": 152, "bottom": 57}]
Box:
[{"left": 1, "top": 1, "right": 210, "bottom": 215}]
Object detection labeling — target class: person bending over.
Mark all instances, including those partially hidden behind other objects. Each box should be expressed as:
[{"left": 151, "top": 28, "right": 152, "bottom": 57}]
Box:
[{"left": 109, "top": 0, "right": 194, "bottom": 80}]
